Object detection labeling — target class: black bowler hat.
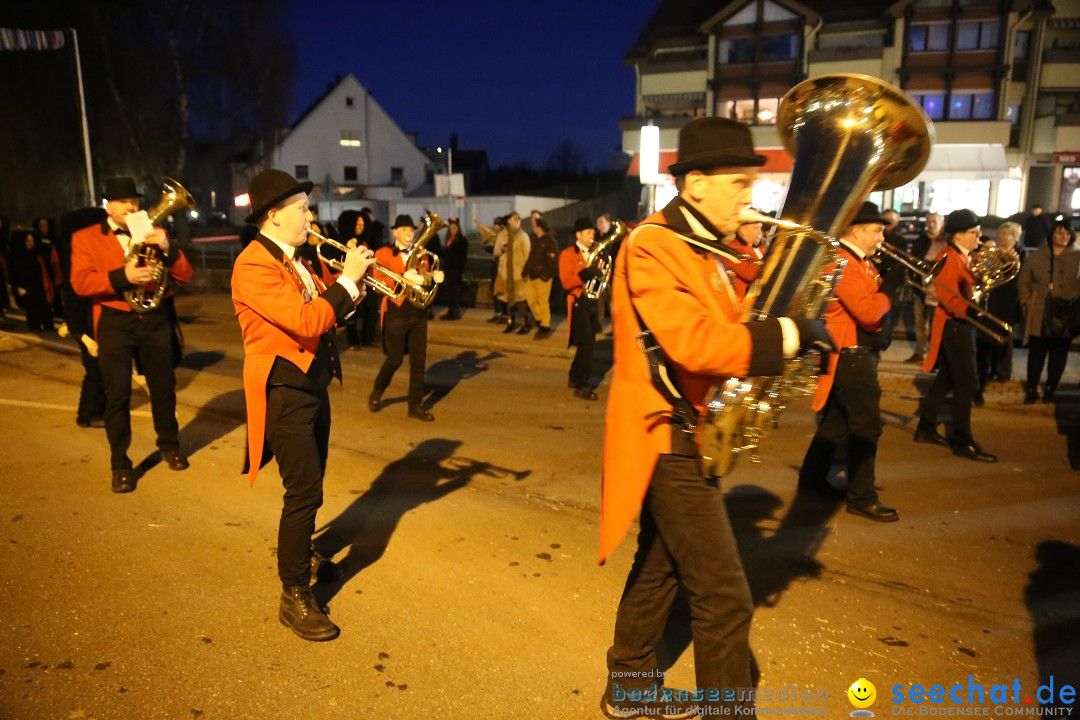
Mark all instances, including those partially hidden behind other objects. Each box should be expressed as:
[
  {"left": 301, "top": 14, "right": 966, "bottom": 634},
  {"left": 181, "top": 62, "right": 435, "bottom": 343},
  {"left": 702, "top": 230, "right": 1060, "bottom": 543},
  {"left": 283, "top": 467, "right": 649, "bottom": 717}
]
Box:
[
  {"left": 391, "top": 214, "right": 415, "bottom": 229},
  {"left": 102, "top": 177, "right": 142, "bottom": 200},
  {"left": 667, "top": 118, "right": 767, "bottom": 176},
  {"left": 944, "top": 208, "right": 980, "bottom": 234},
  {"left": 245, "top": 169, "right": 313, "bottom": 224},
  {"left": 574, "top": 217, "right": 594, "bottom": 233},
  {"left": 849, "top": 201, "right": 885, "bottom": 226}
]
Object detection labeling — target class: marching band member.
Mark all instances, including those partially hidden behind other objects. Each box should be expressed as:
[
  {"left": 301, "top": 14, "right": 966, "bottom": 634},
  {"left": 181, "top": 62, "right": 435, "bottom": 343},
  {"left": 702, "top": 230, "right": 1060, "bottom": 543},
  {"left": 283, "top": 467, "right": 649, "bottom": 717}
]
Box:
[
  {"left": 798, "top": 201, "right": 900, "bottom": 521},
  {"left": 368, "top": 214, "right": 443, "bottom": 422},
  {"left": 70, "top": 177, "right": 193, "bottom": 493},
  {"left": 914, "top": 208, "right": 998, "bottom": 462},
  {"left": 559, "top": 217, "right": 602, "bottom": 400},
  {"left": 598, "top": 117, "right": 833, "bottom": 718},
  {"left": 723, "top": 215, "right": 765, "bottom": 302},
  {"left": 232, "top": 169, "right": 374, "bottom": 641}
]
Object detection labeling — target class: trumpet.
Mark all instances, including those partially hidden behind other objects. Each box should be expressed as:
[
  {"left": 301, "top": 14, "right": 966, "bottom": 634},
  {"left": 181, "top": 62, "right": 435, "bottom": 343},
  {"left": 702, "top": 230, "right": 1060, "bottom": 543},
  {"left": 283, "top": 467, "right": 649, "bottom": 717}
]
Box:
[
  {"left": 875, "top": 240, "right": 944, "bottom": 287},
  {"left": 307, "top": 229, "right": 419, "bottom": 301}
]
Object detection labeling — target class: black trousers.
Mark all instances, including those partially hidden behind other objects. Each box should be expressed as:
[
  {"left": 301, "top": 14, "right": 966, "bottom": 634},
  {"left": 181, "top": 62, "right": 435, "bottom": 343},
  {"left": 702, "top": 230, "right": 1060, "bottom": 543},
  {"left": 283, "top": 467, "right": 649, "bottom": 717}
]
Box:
[
  {"left": 569, "top": 298, "right": 598, "bottom": 388},
  {"left": 266, "top": 385, "right": 330, "bottom": 587},
  {"left": 77, "top": 340, "right": 106, "bottom": 423},
  {"left": 921, "top": 317, "right": 979, "bottom": 445},
  {"left": 607, "top": 454, "right": 753, "bottom": 701},
  {"left": 799, "top": 351, "right": 882, "bottom": 506},
  {"left": 441, "top": 269, "right": 463, "bottom": 316},
  {"left": 97, "top": 307, "right": 179, "bottom": 469},
  {"left": 24, "top": 290, "right": 54, "bottom": 331},
  {"left": 374, "top": 302, "right": 427, "bottom": 405},
  {"left": 1026, "top": 335, "right": 1071, "bottom": 392}
]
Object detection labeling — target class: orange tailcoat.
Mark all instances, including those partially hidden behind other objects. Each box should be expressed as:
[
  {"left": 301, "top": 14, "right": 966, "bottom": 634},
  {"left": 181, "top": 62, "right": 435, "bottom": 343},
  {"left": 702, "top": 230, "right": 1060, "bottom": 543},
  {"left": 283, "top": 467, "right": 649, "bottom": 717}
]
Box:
[
  {"left": 599, "top": 213, "right": 756, "bottom": 564},
  {"left": 921, "top": 245, "right": 976, "bottom": 373},
  {"left": 559, "top": 244, "right": 587, "bottom": 343}
]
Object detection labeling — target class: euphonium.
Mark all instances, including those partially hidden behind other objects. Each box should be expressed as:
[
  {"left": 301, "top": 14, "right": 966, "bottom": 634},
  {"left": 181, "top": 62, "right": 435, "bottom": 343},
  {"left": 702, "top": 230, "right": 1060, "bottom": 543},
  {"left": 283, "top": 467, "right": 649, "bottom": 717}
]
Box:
[
  {"left": 969, "top": 244, "right": 1020, "bottom": 301},
  {"left": 123, "top": 178, "right": 196, "bottom": 312},
  {"left": 403, "top": 211, "right": 446, "bottom": 309},
  {"left": 583, "top": 219, "right": 629, "bottom": 301},
  {"left": 307, "top": 229, "right": 420, "bottom": 301},
  {"left": 699, "top": 74, "right": 934, "bottom": 478}
]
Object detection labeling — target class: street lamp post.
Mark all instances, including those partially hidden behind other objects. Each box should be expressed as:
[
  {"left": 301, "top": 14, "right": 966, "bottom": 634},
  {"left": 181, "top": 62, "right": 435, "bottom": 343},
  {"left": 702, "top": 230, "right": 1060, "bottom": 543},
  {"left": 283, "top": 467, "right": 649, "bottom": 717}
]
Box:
[
  {"left": 438, "top": 146, "right": 453, "bottom": 220},
  {"left": 639, "top": 124, "right": 660, "bottom": 217}
]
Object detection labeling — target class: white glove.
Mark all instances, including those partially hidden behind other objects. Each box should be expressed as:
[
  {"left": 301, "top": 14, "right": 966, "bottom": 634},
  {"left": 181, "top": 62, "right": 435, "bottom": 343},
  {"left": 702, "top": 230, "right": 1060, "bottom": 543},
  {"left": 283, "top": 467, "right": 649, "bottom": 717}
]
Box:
[
  {"left": 404, "top": 269, "right": 424, "bottom": 286},
  {"left": 81, "top": 334, "right": 99, "bottom": 357},
  {"left": 15, "top": 287, "right": 27, "bottom": 297},
  {"left": 432, "top": 270, "right": 445, "bottom": 285}
]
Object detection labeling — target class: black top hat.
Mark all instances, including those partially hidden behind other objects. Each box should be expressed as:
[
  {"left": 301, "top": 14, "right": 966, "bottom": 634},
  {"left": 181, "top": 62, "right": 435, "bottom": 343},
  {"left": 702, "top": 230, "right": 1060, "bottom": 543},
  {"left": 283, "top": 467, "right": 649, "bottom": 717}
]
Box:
[
  {"left": 573, "top": 217, "right": 594, "bottom": 233},
  {"left": 849, "top": 201, "right": 885, "bottom": 226},
  {"left": 944, "top": 209, "right": 980, "bottom": 234},
  {"left": 245, "top": 169, "right": 313, "bottom": 224},
  {"left": 102, "top": 177, "right": 143, "bottom": 200},
  {"left": 391, "top": 214, "right": 415, "bottom": 229},
  {"left": 667, "top": 118, "right": 767, "bottom": 176}
]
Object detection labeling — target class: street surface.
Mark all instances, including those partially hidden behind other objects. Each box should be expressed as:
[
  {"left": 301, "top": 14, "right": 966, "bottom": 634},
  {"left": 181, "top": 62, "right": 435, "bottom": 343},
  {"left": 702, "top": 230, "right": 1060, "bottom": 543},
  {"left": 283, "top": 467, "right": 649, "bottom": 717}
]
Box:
[{"left": 0, "top": 293, "right": 1077, "bottom": 719}]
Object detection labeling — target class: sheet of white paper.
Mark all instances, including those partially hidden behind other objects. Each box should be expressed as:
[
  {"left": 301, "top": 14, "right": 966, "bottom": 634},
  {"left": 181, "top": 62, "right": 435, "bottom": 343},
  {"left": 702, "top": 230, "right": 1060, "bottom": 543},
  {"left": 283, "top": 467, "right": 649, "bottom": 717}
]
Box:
[{"left": 125, "top": 211, "right": 153, "bottom": 244}]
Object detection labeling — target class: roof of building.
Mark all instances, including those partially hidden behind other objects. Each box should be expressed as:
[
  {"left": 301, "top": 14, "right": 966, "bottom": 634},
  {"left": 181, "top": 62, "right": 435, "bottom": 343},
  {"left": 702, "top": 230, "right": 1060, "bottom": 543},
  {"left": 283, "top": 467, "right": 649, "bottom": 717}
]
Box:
[{"left": 625, "top": 0, "right": 898, "bottom": 62}]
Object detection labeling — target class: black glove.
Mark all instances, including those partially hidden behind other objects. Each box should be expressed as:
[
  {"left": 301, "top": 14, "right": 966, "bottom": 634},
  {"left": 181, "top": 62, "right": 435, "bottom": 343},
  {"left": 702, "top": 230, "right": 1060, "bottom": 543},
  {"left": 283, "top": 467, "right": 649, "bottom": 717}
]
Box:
[
  {"left": 578, "top": 266, "right": 602, "bottom": 282},
  {"left": 793, "top": 317, "right": 835, "bottom": 372}
]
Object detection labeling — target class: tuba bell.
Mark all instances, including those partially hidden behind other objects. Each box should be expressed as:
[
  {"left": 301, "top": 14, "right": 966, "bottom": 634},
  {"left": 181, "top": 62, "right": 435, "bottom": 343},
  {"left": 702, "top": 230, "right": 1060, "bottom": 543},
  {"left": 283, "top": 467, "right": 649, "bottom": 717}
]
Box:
[
  {"left": 699, "top": 74, "right": 934, "bottom": 478},
  {"left": 403, "top": 210, "right": 446, "bottom": 309},
  {"left": 123, "top": 178, "right": 196, "bottom": 313},
  {"left": 583, "top": 219, "right": 629, "bottom": 301}
]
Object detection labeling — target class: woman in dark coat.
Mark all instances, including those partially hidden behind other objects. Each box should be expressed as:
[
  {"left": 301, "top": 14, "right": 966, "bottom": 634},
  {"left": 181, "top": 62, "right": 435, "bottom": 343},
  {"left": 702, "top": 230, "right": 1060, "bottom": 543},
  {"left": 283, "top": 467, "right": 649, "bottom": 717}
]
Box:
[
  {"left": 34, "top": 216, "right": 63, "bottom": 318},
  {"left": 9, "top": 227, "right": 56, "bottom": 331},
  {"left": 1018, "top": 219, "right": 1080, "bottom": 403}
]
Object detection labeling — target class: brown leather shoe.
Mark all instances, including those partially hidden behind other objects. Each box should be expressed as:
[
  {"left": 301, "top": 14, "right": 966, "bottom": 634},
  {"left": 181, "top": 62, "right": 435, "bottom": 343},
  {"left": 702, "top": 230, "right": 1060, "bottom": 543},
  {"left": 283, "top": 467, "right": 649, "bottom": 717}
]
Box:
[
  {"left": 368, "top": 388, "right": 382, "bottom": 412},
  {"left": 846, "top": 502, "right": 899, "bottom": 522},
  {"left": 408, "top": 404, "right": 435, "bottom": 422},
  {"left": 279, "top": 586, "right": 339, "bottom": 641},
  {"left": 573, "top": 387, "right": 598, "bottom": 401},
  {"left": 162, "top": 450, "right": 189, "bottom": 471},
  {"left": 111, "top": 468, "right": 135, "bottom": 493}
]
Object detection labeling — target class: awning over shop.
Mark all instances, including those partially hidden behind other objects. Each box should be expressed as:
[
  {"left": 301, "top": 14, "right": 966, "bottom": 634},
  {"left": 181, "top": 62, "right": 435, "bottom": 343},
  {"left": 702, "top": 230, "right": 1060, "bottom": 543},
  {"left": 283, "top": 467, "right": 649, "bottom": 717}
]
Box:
[
  {"left": 917, "top": 144, "right": 1009, "bottom": 181},
  {"left": 627, "top": 148, "right": 793, "bottom": 176}
]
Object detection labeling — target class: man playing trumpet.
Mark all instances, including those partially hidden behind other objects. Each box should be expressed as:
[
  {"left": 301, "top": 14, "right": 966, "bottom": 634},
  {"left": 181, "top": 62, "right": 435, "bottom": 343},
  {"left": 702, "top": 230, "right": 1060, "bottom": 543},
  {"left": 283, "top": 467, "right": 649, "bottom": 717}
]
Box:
[{"left": 232, "top": 169, "right": 375, "bottom": 641}]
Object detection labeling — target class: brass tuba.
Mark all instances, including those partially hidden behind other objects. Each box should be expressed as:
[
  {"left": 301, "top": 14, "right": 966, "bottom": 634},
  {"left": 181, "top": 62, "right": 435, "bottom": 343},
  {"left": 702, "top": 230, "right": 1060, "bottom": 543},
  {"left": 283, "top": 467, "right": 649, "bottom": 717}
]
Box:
[
  {"left": 123, "top": 178, "right": 196, "bottom": 312},
  {"left": 583, "top": 219, "right": 629, "bottom": 300},
  {"left": 699, "top": 74, "right": 934, "bottom": 478},
  {"left": 403, "top": 210, "right": 446, "bottom": 309}
]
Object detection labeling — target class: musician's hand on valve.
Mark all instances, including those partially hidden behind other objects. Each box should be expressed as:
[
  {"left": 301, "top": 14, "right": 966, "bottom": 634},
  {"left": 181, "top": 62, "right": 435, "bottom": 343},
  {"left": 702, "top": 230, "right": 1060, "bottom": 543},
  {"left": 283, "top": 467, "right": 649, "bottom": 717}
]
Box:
[
  {"left": 81, "top": 334, "right": 99, "bottom": 358},
  {"left": 342, "top": 246, "right": 374, "bottom": 285},
  {"left": 124, "top": 257, "right": 154, "bottom": 285},
  {"left": 579, "top": 266, "right": 602, "bottom": 282},
  {"left": 404, "top": 269, "right": 424, "bottom": 286},
  {"left": 143, "top": 228, "right": 169, "bottom": 255},
  {"left": 793, "top": 317, "right": 835, "bottom": 372}
]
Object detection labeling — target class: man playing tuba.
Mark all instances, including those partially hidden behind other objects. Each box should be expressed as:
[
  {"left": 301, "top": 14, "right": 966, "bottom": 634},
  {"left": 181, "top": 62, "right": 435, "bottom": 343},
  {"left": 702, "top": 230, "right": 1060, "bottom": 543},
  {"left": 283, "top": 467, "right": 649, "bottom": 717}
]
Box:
[
  {"left": 70, "top": 177, "right": 193, "bottom": 493},
  {"left": 598, "top": 118, "right": 833, "bottom": 719}
]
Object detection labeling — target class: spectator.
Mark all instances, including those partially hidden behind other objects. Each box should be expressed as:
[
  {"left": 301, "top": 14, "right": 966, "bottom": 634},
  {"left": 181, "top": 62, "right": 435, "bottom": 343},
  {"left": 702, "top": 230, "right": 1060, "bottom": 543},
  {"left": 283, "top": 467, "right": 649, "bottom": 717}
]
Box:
[
  {"left": 475, "top": 216, "right": 507, "bottom": 323},
  {"left": 982, "top": 222, "right": 1023, "bottom": 385},
  {"left": 521, "top": 217, "right": 557, "bottom": 338},
  {"left": 494, "top": 212, "right": 530, "bottom": 333},
  {"left": 1022, "top": 205, "right": 1052, "bottom": 250},
  {"left": 437, "top": 217, "right": 468, "bottom": 321},
  {"left": 906, "top": 212, "right": 945, "bottom": 363},
  {"left": 8, "top": 227, "right": 56, "bottom": 331},
  {"left": 1018, "top": 219, "right": 1080, "bottom": 403}
]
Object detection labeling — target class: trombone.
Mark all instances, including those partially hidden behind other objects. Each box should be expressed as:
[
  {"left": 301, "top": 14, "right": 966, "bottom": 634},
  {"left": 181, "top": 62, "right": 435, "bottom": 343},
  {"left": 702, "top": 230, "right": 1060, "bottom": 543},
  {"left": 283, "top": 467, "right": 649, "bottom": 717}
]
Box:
[
  {"left": 875, "top": 240, "right": 1012, "bottom": 345},
  {"left": 307, "top": 229, "right": 419, "bottom": 301}
]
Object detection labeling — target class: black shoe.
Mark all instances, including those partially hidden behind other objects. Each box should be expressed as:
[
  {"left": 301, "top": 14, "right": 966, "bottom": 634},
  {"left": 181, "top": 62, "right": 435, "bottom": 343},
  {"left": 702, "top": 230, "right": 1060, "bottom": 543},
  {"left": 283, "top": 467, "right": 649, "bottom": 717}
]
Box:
[
  {"left": 516, "top": 324, "right": 534, "bottom": 335},
  {"left": 533, "top": 326, "right": 552, "bottom": 340},
  {"left": 368, "top": 389, "right": 382, "bottom": 412},
  {"left": 486, "top": 314, "right": 505, "bottom": 324},
  {"left": 77, "top": 417, "right": 105, "bottom": 428},
  {"left": 111, "top": 468, "right": 135, "bottom": 493},
  {"left": 600, "top": 685, "right": 699, "bottom": 720},
  {"left": 952, "top": 441, "right": 997, "bottom": 462},
  {"left": 502, "top": 322, "right": 520, "bottom": 334},
  {"left": 162, "top": 450, "right": 189, "bottom": 471},
  {"left": 279, "top": 585, "right": 339, "bottom": 641},
  {"left": 574, "top": 387, "right": 598, "bottom": 401},
  {"left": 1044, "top": 386, "right": 1056, "bottom": 403},
  {"left": 913, "top": 424, "right": 949, "bottom": 446},
  {"left": 904, "top": 352, "right": 924, "bottom": 364},
  {"left": 973, "top": 392, "right": 985, "bottom": 407},
  {"left": 1024, "top": 388, "right": 1039, "bottom": 404},
  {"left": 846, "top": 502, "right": 899, "bottom": 522},
  {"left": 408, "top": 404, "right": 435, "bottom": 422}
]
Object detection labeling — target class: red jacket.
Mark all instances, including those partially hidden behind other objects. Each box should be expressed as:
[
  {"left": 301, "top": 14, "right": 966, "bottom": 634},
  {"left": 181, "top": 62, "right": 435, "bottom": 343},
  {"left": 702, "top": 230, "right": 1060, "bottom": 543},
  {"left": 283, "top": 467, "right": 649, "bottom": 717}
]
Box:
[
  {"left": 922, "top": 245, "right": 976, "bottom": 373},
  {"left": 231, "top": 235, "right": 352, "bottom": 486},
  {"left": 70, "top": 221, "right": 192, "bottom": 334},
  {"left": 811, "top": 243, "right": 891, "bottom": 411},
  {"left": 559, "top": 244, "right": 589, "bottom": 342},
  {"left": 373, "top": 243, "right": 435, "bottom": 316}
]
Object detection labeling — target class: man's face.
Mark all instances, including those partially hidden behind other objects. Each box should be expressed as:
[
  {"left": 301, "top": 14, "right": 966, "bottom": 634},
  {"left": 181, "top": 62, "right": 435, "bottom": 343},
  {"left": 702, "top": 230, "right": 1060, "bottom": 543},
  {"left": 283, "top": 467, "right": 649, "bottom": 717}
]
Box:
[
  {"left": 684, "top": 169, "right": 757, "bottom": 236},
  {"left": 736, "top": 222, "right": 762, "bottom": 246},
  {"left": 508, "top": 215, "right": 522, "bottom": 231},
  {"left": 925, "top": 214, "right": 943, "bottom": 237},
  {"left": 576, "top": 228, "right": 595, "bottom": 249},
  {"left": 953, "top": 226, "right": 981, "bottom": 252},
  {"left": 393, "top": 225, "right": 415, "bottom": 247},
  {"left": 530, "top": 212, "right": 541, "bottom": 232},
  {"left": 106, "top": 198, "right": 139, "bottom": 228},
  {"left": 596, "top": 216, "right": 611, "bottom": 235},
  {"left": 883, "top": 211, "right": 899, "bottom": 230},
  {"left": 266, "top": 193, "right": 311, "bottom": 247},
  {"left": 851, "top": 223, "right": 885, "bottom": 255},
  {"left": 998, "top": 229, "right": 1018, "bottom": 250}
]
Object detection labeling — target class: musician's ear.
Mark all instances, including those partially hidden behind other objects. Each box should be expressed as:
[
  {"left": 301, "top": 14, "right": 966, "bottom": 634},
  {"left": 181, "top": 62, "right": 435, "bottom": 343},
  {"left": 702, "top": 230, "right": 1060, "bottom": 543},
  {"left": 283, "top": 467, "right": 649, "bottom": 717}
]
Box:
[{"left": 683, "top": 171, "right": 707, "bottom": 203}]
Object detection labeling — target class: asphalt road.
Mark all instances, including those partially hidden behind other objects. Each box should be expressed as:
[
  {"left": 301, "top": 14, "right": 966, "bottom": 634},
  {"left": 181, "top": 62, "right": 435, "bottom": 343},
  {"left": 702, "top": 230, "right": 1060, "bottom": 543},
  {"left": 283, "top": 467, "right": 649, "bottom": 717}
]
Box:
[{"left": 0, "top": 294, "right": 1077, "bottom": 719}]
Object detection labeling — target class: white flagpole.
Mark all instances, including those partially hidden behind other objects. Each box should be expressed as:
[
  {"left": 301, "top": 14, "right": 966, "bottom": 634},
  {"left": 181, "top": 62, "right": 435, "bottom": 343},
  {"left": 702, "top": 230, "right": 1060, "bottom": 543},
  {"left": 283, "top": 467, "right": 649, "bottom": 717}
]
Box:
[{"left": 70, "top": 28, "right": 95, "bottom": 204}]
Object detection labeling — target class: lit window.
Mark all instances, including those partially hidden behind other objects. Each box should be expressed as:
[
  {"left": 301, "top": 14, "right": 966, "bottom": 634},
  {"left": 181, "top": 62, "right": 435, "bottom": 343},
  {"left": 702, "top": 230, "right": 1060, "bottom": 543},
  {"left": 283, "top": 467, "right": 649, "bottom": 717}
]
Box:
[
  {"left": 757, "top": 98, "right": 779, "bottom": 124},
  {"left": 339, "top": 130, "right": 362, "bottom": 148},
  {"left": 716, "top": 99, "right": 735, "bottom": 119},
  {"left": 734, "top": 99, "right": 756, "bottom": 123}
]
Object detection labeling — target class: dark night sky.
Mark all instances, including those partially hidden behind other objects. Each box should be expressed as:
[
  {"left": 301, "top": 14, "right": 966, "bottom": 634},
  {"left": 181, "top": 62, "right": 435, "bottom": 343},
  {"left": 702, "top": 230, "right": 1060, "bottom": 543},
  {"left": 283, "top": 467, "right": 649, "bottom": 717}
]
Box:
[{"left": 285, "top": 0, "right": 660, "bottom": 171}]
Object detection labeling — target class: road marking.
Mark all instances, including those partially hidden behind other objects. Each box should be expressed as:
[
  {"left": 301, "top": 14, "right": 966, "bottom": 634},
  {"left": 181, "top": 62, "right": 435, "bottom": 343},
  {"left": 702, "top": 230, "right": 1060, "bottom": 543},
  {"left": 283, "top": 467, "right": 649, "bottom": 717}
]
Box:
[{"left": 0, "top": 397, "right": 151, "bottom": 417}]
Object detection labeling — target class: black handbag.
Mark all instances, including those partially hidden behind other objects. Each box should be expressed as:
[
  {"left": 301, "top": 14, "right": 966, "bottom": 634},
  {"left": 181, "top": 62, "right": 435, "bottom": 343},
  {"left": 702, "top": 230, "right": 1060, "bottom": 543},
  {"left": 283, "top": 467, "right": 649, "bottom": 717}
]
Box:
[{"left": 1040, "top": 250, "right": 1080, "bottom": 339}]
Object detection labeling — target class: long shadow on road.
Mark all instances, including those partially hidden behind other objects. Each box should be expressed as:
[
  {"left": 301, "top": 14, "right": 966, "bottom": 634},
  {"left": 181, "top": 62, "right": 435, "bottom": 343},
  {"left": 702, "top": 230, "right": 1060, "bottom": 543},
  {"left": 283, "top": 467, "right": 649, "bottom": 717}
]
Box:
[
  {"left": 311, "top": 438, "right": 531, "bottom": 606},
  {"left": 1025, "top": 540, "right": 1080, "bottom": 711},
  {"left": 423, "top": 350, "right": 504, "bottom": 409}
]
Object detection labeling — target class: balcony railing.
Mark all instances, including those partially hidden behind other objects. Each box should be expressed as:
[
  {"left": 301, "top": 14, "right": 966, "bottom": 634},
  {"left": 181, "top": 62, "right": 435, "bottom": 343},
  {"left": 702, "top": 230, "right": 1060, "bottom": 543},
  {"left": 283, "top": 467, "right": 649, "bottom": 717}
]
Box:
[
  {"left": 1043, "top": 48, "right": 1080, "bottom": 63},
  {"left": 808, "top": 46, "right": 884, "bottom": 63}
]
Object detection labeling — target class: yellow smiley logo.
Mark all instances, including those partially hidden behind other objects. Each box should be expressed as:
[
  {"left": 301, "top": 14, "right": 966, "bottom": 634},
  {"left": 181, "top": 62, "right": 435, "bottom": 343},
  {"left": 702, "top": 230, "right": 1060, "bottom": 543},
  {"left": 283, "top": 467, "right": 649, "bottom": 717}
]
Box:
[{"left": 848, "top": 678, "right": 877, "bottom": 709}]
